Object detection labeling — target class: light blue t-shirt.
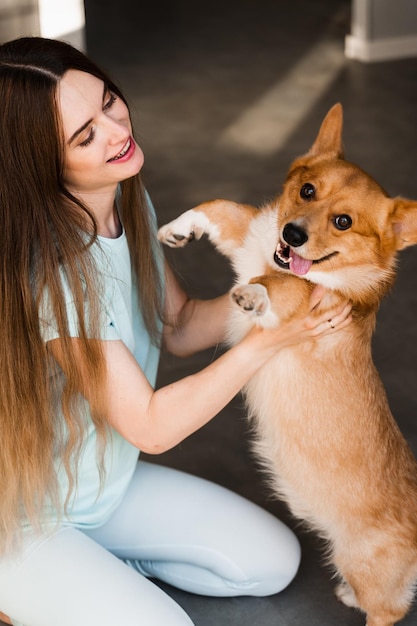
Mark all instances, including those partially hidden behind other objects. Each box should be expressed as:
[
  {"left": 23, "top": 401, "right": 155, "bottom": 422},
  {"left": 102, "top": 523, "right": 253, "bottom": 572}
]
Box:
[{"left": 40, "top": 208, "right": 163, "bottom": 529}]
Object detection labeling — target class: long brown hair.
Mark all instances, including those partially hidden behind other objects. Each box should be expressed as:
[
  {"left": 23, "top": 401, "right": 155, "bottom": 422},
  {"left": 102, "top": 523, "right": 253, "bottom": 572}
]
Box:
[{"left": 0, "top": 37, "right": 163, "bottom": 551}]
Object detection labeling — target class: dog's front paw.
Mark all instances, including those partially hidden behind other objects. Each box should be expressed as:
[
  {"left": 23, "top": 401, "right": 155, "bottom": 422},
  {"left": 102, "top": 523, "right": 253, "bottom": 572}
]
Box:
[
  {"left": 231, "top": 284, "right": 270, "bottom": 317},
  {"left": 158, "top": 210, "right": 209, "bottom": 248}
]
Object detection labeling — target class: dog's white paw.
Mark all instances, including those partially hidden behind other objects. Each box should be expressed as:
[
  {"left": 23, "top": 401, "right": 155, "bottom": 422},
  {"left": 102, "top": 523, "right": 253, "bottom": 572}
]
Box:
[
  {"left": 335, "top": 581, "right": 359, "bottom": 609},
  {"left": 231, "top": 284, "right": 270, "bottom": 317},
  {"left": 158, "top": 210, "right": 209, "bottom": 248}
]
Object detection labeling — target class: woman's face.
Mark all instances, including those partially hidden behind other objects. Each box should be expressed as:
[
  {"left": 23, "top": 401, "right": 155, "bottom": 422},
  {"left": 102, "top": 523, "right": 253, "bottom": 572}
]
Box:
[{"left": 58, "top": 69, "right": 144, "bottom": 195}]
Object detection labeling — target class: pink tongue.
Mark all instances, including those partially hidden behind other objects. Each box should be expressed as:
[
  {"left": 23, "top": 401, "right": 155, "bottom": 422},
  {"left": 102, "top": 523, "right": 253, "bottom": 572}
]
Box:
[{"left": 289, "top": 251, "right": 312, "bottom": 276}]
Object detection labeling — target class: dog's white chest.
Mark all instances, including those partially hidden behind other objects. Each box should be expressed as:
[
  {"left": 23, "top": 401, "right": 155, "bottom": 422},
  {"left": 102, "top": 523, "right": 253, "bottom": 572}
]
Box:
[{"left": 231, "top": 208, "right": 278, "bottom": 283}]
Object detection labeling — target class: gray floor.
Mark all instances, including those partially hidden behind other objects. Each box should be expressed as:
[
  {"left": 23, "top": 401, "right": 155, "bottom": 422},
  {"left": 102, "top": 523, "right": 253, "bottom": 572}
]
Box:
[{"left": 7, "top": 1, "right": 417, "bottom": 625}]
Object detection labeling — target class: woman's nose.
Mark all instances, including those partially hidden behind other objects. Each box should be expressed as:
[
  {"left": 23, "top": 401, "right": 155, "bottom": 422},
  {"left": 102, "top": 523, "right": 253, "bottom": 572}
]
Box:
[{"left": 102, "top": 113, "right": 129, "bottom": 142}]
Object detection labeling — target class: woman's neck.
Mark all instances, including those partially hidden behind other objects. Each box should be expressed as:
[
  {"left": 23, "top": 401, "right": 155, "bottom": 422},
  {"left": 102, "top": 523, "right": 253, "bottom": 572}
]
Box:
[
  {"left": 98, "top": 205, "right": 122, "bottom": 238},
  {"left": 71, "top": 187, "right": 122, "bottom": 238}
]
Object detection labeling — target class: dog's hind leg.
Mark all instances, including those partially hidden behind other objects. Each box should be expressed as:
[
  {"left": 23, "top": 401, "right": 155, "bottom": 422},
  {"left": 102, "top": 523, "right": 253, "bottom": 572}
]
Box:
[
  {"left": 336, "top": 576, "right": 411, "bottom": 626},
  {"left": 334, "top": 551, "right": 416, "bottom": 626},
  {"left": 335, "top": 580, "right": 360, "bottom": 609},
  {"left": 158, "top": 199, "right": 258, "bottom": 259}
]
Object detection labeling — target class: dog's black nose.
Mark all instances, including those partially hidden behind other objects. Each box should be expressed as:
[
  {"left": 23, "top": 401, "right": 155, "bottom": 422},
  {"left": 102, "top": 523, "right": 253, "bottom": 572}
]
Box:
[{"left": 282, "top": 223, "right": 308, "bottom": 247}]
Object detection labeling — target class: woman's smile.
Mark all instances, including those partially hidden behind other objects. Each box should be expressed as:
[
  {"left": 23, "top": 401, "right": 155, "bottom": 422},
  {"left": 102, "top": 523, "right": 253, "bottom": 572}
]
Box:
[{"left": 107, "top": 137, "right": 135, "bottom": 163}]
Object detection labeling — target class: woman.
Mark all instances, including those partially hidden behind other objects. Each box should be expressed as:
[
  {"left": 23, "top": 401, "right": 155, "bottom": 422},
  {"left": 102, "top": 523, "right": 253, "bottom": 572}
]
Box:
[{"left": 0, "top": 37, "right": 350, "bottom": 626}]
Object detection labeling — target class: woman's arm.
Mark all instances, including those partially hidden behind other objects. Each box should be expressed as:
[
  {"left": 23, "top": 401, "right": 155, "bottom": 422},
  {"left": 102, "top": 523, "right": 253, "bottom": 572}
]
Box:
[
  {"left": 162, "top": 262, "right": 231, "bottom": 356},
  {"left": 47, "top": 292, "right": 351, "bottom": 455},
  {"left": 161, "top": 262, "right": 351, "bottom": 358}
]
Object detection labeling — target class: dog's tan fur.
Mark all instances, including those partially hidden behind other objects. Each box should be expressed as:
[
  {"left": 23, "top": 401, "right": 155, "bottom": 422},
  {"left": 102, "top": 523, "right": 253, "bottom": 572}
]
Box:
[{"left": 158, "top": 104, "right": 417, "bottom": 626}]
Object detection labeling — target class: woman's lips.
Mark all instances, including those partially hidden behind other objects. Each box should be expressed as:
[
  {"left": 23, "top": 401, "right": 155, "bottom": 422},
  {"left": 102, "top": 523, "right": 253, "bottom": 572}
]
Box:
[{"left": 107, "top": 137, "right": 134, "bottom": 162}]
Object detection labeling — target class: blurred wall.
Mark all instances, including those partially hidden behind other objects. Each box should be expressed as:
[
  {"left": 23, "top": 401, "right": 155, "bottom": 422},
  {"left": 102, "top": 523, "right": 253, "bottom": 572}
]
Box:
[
  {"left": 346, "top": 0, "right": 417, "bottom": 61},
  {"left": 0, "top": 0, "right": 40, "bottom": 42},
  {"left": 0, "top": 1, "right": 415, "bottom": 61},
  {"left": 0, "top": 0, "right": 85, "bottom": 48}
]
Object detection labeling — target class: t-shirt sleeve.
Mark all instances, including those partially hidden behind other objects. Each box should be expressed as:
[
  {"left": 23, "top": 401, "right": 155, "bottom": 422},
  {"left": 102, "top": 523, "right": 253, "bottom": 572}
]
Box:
[
  {"left": 38, "top": 271, "right": 120, "bottom": 343},
  {"left": 39, "top": 189, "right": 161, "bottom": 345}
]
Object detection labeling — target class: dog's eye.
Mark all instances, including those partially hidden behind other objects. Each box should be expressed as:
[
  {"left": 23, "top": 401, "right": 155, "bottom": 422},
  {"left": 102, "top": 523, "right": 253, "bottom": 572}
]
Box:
[
  {"left": 300, "top": 183, "right": 315, "bottom": 201},
  {"left": 333, "top": 214, "right": 352, "bottom": 231}
]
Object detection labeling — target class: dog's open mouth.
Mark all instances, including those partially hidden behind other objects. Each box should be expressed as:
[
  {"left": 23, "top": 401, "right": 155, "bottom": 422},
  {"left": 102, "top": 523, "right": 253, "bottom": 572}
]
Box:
[{"left": 274, "top": 241, "right": 338, "bottom": 276}]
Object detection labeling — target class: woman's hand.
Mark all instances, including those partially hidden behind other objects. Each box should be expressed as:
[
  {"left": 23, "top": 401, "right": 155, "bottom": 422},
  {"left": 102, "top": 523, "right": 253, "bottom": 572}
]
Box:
[
  {"left": 294, "top": 285, "right": 352, "bottom": 340},
  {"left": 244, "top": 285, "right": 352, "bottom": 356}
]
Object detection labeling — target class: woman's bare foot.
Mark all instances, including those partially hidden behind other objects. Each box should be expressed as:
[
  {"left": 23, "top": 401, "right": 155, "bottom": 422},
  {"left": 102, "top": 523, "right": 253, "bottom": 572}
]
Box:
[{"left": 0, "top": 611, "right": 12, "bottom": 625}]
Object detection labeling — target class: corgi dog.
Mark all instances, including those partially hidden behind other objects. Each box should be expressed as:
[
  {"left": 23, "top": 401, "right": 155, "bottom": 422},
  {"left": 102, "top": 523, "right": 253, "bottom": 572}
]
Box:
[{"left": 158, "top": 104, "right": 417, "bottom": 626}]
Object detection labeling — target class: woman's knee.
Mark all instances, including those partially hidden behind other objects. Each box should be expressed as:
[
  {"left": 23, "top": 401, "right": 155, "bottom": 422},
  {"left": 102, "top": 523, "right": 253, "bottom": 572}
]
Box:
[
  {"left": 246, "top": 515, "right": 301, "bottom": 596},
  {"left": 0, "top": 527, "right": 195, "bottom": 626}
]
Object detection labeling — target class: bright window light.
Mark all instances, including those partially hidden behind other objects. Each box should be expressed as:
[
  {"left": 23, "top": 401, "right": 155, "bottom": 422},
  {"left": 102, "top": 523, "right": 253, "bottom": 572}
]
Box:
[{"left": 38, "top": 0, "right": 85, "bottom": 39}]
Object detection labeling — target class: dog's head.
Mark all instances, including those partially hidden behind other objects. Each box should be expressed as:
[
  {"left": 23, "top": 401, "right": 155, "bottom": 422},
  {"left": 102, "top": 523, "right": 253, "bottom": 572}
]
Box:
[{"left": 274, "top": 103, "right": 417, "bottom": 304}]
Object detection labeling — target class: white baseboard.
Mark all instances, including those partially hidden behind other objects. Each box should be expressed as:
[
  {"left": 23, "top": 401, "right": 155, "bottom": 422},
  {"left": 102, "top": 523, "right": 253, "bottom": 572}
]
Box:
[{"left": 345, "top": 33, "right": 417, "bottom": 62}]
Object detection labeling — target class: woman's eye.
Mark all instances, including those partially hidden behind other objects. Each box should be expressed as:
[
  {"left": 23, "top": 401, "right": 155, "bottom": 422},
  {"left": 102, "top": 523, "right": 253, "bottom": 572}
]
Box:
[
  {"left": 103, "top": 92, "right": 117, "bottom": 111},
  {"left": 79, "top": 128, "right": 95, "bottom": 147},
  {"left": 333, "top": 214, "right": 352, "bottom": 230},
  {"left": 300, "top": 183, "right": 315, "bottom": 201}
]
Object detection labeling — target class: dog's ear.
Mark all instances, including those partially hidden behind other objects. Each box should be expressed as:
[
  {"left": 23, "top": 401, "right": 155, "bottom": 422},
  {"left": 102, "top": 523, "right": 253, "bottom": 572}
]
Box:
[
  {"left": 308, "top": 103, "right": 344, "bottom": 159},
  {"left": 391, "top": 198, "right": 417, "bottom": 250}
]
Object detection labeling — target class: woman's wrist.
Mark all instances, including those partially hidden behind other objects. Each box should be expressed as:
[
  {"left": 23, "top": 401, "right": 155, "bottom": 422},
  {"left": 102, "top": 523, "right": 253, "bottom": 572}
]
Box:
[{"left": 238, "top": 326, "right": 282, "bottom": 365}]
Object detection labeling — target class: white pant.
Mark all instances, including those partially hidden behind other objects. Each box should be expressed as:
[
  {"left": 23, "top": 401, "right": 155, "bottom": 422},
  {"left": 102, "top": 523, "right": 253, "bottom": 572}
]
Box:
[{"left": 0, "top": 462, "right": 301, "bottom": 626}]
